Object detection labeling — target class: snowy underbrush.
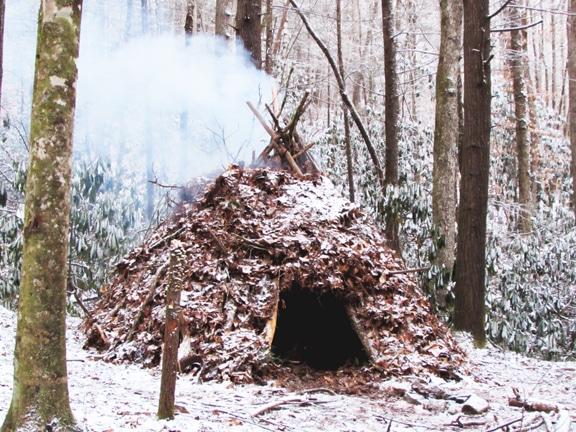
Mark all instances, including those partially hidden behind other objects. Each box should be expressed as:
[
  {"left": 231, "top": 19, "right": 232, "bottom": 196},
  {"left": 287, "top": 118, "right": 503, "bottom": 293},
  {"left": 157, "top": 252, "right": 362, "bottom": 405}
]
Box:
[{"left": 486, "top": 202, "right": 576, "bottom": 360}]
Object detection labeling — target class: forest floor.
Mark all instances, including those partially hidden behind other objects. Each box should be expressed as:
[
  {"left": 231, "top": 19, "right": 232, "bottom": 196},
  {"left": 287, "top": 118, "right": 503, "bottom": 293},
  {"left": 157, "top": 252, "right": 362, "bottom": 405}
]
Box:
[{"left": 0, "top": 305, "right": 575, "bottom": 432}]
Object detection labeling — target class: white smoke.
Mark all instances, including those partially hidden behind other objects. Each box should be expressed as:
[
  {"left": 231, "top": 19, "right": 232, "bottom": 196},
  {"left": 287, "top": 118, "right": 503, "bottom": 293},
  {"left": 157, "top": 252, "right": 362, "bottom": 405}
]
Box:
[
  {"left": 3, "top": 0, "right": 275, "bottom": 184},
  {"left": 75, "top": 32, "right": 274, "bottom": 183},
  {"left": 2, "top": 0, "right": 38, "bottom": 125}
]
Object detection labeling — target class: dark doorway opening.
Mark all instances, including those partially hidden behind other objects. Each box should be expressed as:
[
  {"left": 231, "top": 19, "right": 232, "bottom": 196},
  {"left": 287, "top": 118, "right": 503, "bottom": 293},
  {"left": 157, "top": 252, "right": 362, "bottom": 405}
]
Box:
[{"left": 271, "top": 286, "right": 368, "bottom": 370}]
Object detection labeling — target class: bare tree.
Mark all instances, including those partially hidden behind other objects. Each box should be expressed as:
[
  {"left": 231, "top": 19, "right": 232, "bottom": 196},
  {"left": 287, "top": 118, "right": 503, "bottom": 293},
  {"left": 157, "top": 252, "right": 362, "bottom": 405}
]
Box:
[
  {"left": 264, "top": 0, "right": 274, "bottom": 74},
  {"left": 1, "top": 0, "right": 83, "bottom": 429},
  {"left": 336, "top": 0, "right": 355, "bottom": 203},
  {"left": 289, "top": 0, "right": 385, "bottom": 188},
  {"left": 0, "top": 0, "right": 4, "bottom": 118},
  {"left": 454, "top": 0, "right": 492, "bottom": 346},
  {"left": 508, "top": 0, "right": 532, "bottom": 233},
  {"left": 382, "top": 0, "right": 401, "bottom": 254},
  {"left": 431, "top": 0, "right": 462, "bottom": 305},
  {"left": 569, "top": 0, "right": 576, "bottom": 218},
  {"left": 142, "top": 0, "right": 155, "bottom": 221}
]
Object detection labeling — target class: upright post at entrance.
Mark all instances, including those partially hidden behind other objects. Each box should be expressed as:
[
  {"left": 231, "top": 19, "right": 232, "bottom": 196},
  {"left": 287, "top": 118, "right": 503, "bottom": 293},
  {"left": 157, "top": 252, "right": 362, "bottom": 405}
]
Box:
[{"left": 157, "top": 240, "right": 186, "bottom": 420}]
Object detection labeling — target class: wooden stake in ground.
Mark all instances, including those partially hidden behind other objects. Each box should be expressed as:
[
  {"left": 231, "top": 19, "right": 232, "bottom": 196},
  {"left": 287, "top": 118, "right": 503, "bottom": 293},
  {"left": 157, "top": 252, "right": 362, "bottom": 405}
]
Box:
[{"left": 157, "top": 240, "right": 186, "bottom": 420}]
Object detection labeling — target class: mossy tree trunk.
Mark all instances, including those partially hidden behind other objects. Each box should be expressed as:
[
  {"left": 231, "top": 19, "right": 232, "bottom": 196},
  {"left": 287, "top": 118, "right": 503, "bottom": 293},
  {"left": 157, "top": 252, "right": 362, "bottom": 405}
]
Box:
[
  {"left": 431, "top": 0, "right": 462, "bottom": 306},
  {"left": 1, "top": 1, "right": 82, "bottom": 431},
  {"left": 157, "top": 241, "right": 186, "bottom": 420}
]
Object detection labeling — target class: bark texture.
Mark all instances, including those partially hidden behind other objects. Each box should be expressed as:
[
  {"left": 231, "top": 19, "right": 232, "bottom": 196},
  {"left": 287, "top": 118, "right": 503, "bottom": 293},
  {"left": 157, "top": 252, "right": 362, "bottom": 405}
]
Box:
[
  {"left": 236, "top": 0, "right": 262, "bottom": 68},
  {"left": 431, "top": 0, "right": 462, "bottom": 303},
  {"left": 264, "top": 0, "right": 273, "bottom": 74},
  {"left": 0, "top": 0, "right": 5, "bottom": 117},
  {"left": 185, "top": 0, "right": 196, "bottom": 36},
  {"left": 336, "top": 0, "right": 355, "bottom": 203},
  {"left": 509, "top": 1, "right": 532, "bottom": 233},
  {"left": 157, "top": 241, "right": 185, "bottom": 420},
  {"left": 1, "top": 0, "right": 82, "bottom": 430},
  {"left": 569, "top": 0, "right": 576, "bottom": 218},
  {"left": 382, "top": 0, "right": 401, "bottom": 254},
  {"left": 454, "top": 0, "right": 491, "bottom": 346},
  {"left": 215, "top": 0, "right": 233, "bottom": 39}
]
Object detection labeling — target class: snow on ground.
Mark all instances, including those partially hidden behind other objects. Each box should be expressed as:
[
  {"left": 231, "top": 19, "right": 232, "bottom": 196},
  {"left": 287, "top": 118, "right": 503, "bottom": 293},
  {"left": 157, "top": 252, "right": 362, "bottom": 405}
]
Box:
[{"left": 1, "top": 305, "right": 575, "bottom": 431}]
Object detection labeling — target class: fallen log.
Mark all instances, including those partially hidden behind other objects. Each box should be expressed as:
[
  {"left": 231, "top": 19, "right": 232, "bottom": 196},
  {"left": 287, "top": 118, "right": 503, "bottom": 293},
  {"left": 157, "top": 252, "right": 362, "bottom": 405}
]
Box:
[{"left": 508, "top": 398, "right": 559, "bottom": 413}]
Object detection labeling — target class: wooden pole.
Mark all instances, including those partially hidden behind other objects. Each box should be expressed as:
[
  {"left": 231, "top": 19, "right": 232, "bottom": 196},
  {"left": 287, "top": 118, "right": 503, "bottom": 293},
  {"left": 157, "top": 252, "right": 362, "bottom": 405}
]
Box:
[{"left": 157, "top": 240, "right": 186, "bottom": 420}]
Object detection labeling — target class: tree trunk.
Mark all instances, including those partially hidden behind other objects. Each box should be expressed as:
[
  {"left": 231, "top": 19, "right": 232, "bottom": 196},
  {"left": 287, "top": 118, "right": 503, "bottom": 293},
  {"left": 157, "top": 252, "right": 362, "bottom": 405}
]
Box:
[
  {"left": 336, "top": 0, "right": 355, "bottom": 203},
  {"left": 1, "top": 1, "right": 82, "bottom": 430},
  {"left": 289, "top": 0, "right": 385, "bottom": 189},
  {"left": 271, "top": 0, "right": 290, "bottom": 60},
  {"left": 141, "top": 0, "right": 155, "bottom": 220},
  {"left": 509, "top": 1, "right": 532, "bottom": 233},
  {"left": 569, "top": 0, "right": 576, "bottom": 219},
  {"left": 264, "top": 0, "right": 273, "bottom": 74},
  {"left": 185, "top": 0, "right": 196, "bottom": 36},
  {"left": 0, "top": 0, "right": 5, "bottom": 119},
  {"left": 381, "top": 0, "right": 401, "bottom": 254},
  {"left": 431, "top": 0, "right": 462, "bottom": 305},
  {"left": 215, "top": 0, "right": 233, "bottom": 39},
  {"left": 236, "top": 0, "right": 262, "bottom": 69},
  {"left": 454, "top": 0, "right": 491, "bottom": 347},
  {"left": 157, "top": 241, "right": 185, "bottom": 420}
]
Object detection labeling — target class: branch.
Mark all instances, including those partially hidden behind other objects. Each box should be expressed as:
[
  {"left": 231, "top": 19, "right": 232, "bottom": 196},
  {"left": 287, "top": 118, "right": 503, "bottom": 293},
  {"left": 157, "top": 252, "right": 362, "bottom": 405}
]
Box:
[
  {"left": 385, "top": 266, "right": 430, "bottom": 276},
  {"left": 149, "top": 227, "right": 186, "bottom": 250},
  {"left": 283, "top": 90, "right": 310, "bottom": 136},
  {"left": 491, "top": 20, "right": 543, "bottom": 33},
  {"left": 127, "top": 261, "right": 169, "bottom": 342},
  {"left": 488, "top": 0, "right": 513, "bottom": 20},
  {"left": 292, "top": 141, "right": 317, "bottom": 158},
  {"left": 246, "top": 101, "right": 278, "bottom": 140},
  {"left": 250, "top": 397, "right": 306, "bottom": 417},
  {"left": 288, "top": 0, "right": 384, "bottom": 189},
  {"left": 508, "top": 398, "right": 559, "bottom": 413},
  {"left": 485, "top": 417, "right": 526, "bottom": 432}
]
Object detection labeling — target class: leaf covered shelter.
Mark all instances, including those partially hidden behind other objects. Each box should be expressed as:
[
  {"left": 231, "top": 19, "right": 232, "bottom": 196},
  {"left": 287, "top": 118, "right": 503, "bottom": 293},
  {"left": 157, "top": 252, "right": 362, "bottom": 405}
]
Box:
[{"left": 83, "top": 165, "right": 464, "bottom": 384}]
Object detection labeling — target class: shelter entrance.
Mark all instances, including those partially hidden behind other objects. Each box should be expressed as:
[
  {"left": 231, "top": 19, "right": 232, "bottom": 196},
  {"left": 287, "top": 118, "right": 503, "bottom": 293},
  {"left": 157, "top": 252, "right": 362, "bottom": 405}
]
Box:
[{"left": 271, "top": 286, "right": 368, "bottom": 370}]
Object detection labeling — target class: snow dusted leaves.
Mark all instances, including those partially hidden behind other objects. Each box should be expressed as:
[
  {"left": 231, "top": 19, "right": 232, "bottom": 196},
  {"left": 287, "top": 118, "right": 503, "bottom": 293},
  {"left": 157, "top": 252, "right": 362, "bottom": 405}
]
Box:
[{"left": 84, "top": 166, "right": 463, "bottom": 384}]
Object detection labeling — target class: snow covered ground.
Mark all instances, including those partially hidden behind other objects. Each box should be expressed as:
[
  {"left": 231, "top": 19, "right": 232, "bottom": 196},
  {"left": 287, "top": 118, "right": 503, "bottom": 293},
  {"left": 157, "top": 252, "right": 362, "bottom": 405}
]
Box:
[{"left": 1, "top": 305, "right": 575, "bottom": 431}]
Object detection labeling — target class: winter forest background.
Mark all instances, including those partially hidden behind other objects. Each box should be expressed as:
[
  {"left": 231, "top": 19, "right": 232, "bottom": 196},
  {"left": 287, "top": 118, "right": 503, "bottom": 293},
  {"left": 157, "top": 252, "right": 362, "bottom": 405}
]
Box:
[{"left": 0, "top": 0, "right": 575, "bottom": 360}]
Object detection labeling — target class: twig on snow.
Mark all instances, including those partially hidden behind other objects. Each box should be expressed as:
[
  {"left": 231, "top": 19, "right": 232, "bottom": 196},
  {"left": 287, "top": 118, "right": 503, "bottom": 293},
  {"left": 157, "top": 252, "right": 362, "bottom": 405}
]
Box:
[
  {"left": 251, "top": 397, "right": 307, "bottom": 417},
  {"left": 485, "top": 417, "right": 524, "bottom": 432},
  {"left": 300, "top": 387, "right": 337, "bottom": 396},
  {"left": 374, "top": 415, "right": 440, "bottom": 430}
]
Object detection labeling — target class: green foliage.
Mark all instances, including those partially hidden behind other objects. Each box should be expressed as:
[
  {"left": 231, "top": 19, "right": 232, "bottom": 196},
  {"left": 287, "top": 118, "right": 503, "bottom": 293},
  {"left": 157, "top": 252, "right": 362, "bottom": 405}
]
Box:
[
  {"left": 315, "top": 114, "right": 443, "bottom": 304},
  {"left": 0, "top": 155, "right": 144, "bottom": 308},
  {"left": 486, "top": 206, "right": 576, "bottom": 359},
  {"left": 0, "top": 160, "right": 26, "bottom": 306},
  {"left": 485, "top": 91, "right": 575, "bottom": 359},
  {"left": 67, "top": 157, "right": 144, "bottom": 300},
  {"left": 314, "top": 87, "right": 576, "bottom": 360}
]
